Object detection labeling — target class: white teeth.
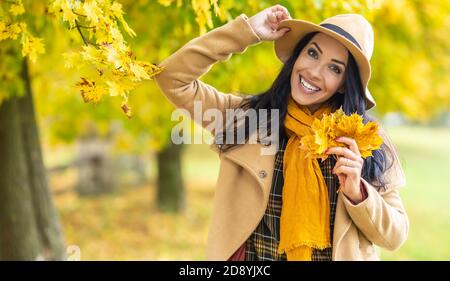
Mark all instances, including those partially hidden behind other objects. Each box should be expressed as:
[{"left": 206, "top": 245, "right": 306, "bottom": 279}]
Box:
[{"left": 300, "top": 76, "right": 320, "bottom": 92}]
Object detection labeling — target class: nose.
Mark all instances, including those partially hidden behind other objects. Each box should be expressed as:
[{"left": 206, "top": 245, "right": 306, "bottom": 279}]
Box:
[{"left": 305, "top": 64, "right": 322, "bottom": 83}]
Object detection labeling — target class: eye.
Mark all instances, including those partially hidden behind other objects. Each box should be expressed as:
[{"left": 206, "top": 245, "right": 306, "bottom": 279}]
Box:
[
  {"left": 330, "top": 64, "right": 342, "bottom": 74},
  {"left": 307, "top": 48, "right": 318, "bottom": 59}
]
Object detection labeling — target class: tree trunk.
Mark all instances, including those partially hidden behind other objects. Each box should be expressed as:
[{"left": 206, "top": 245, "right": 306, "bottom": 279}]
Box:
[
  {"left": 156, "top": 142, "right": 185, "bottom": 212},
  {"left": 17, "top": 60, "right": 66, "bottom": 260},
  {"left": 0, "top": 95, "right": 41, "bottom": 260},
  {"left": 0, "top": 59, "right": 66, "bottom": 260}
]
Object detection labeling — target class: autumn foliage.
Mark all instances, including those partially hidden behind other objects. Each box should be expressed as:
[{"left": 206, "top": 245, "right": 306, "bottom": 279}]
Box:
[{"left": 300, "top": 108, "right": 383, "bottom": 160}]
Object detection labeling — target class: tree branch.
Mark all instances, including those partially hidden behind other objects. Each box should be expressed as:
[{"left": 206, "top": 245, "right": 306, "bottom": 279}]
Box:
[{"left": 75, "top": 20, "right": 89, "bottom": 46}]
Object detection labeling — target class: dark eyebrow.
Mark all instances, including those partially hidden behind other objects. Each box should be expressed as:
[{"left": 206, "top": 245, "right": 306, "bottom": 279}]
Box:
[
  {"left": 311, "top": 42, "right": 347, "bottom": 68},
  {"left": 311, "top": 42, "right": 322, "bottom": 54},
  {"left": 332, "top": 59, "right": 346, "bottom": 68}
]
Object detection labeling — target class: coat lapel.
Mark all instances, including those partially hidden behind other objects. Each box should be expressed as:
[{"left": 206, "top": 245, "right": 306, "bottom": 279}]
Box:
[{"left": 210, "top": 132, "right": 277, "bottom": 202}]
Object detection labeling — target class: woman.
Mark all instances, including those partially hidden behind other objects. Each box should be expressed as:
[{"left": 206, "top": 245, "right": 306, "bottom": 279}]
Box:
[{"left": 154, "top": 4, "right": 408, "bottom": 261}]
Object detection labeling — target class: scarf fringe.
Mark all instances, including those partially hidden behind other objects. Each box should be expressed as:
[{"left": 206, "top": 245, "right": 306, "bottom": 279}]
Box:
[{"left": 278, "top": 241, "right": 332, "bottom": 254}]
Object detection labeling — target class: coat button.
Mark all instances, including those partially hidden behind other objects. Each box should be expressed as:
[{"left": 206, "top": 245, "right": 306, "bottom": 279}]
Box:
[{"left": 258, "top": 170, "right": 267, "bottom": 178}]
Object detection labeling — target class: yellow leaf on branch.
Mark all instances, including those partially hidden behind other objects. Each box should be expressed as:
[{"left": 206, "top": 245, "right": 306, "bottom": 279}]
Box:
[
  {"left": 129, "top": 62, "right": 150, "bottom": 81},
  {"left": 121, "top": 101, "right": 132, "bottom": 119},
  {"left": 83, "top": 1, "right": 103, "bottom": 24},
  {"left": 21, "top": 33, "right": 45, "bottom": 63},
  {"left": 51, "top": 0, "right": 166, "bottom": 117},
  {"left": 0, "top": 21, "right": 25, "bottom": 41},
  {"left": 9, "top": 2, "right": 25, "bottom": 16},
  {"left": 75, "top": 77, "right": 108, "bottom": 104}
]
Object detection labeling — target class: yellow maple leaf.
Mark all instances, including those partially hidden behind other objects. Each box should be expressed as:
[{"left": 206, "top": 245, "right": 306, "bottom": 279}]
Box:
[
  {"left": 21, "top": 34, "right": 45, "bottom": 63},
  {"left": 336, "top": 112, "right": 364, "bottom": 137},
  {"left": 136, "top": 60, "right": 164, "bottom": 77},
  {"left": 121, "top": 101, "right": 132, "bottom": 119},
  {"left": 10, "top": 3, "right": 25, "bottom": 16},
  {"left": 107, "top": 79, "right": 135, "bottom": 97},
  {"left": 0, "top": 21, "right": 11, "bottom": 41},
  {"left": 0, "top": 21, "right": 25, "bottom": 41},
  {"left": 62, "top": 7, "right": 78, "bottom": 28},
  {"left": 110, "top": 2, "right": 136, "bottom": 38},
  {"left": 312, "top": 119, "right": 329, "bottom": 155},
  {"left": 75, "top": 77, "right": 107, "bottom": 104},
  {"left": 109, "top": 26, "right": 124, "bottom": 42},
  {"left": 81, "top": 45, "right": 104, "bottom": 66},
  {"left": 83, "top": 1, "right": 103, "bottom": 24},
  {"left": 355, "top": 121, "right": 383, "bottom": 158},
  {"left": 105, "top": 44, "right": 122, "bottom": 68},
  {"left": 129, "top": 63, "right": 150, "bottom": 81},
  {"left": 300, "top": 119, "right": 328, "bottom": 161}
]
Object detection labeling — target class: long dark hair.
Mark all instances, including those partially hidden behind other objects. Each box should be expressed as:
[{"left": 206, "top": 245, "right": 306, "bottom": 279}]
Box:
[{"left": 218, "top": 32, "right": 394, "bottom": 191}]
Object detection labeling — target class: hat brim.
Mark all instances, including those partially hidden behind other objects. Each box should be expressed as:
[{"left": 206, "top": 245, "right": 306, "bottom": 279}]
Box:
[{"left": 274, "top": 19, "right": 376, "bottom": 110}]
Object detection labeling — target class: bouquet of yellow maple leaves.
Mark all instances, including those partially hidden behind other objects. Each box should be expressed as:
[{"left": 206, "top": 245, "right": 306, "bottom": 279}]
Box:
[{"left": 301, "top": 108, "right": 383, "bottom": 160}]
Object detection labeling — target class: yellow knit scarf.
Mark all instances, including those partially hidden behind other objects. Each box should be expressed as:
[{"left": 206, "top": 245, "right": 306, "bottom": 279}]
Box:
[{"left": 277, "top": 97, "right": 332, "bottom": 261}]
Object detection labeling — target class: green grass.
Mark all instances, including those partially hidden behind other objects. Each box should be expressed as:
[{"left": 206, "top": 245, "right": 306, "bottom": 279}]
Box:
[{"left": 379, "top": 126, "right": 450, "bottom": 260}]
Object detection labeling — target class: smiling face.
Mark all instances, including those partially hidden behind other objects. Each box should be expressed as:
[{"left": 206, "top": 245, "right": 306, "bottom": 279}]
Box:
[{"left": 290, "top": 32, "right": 349, "bottom": 113}]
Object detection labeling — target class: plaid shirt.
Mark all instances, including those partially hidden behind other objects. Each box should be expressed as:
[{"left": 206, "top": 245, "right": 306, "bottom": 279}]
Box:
[{"left": 245, "top": 134, "right": 339, "bottom": 261}]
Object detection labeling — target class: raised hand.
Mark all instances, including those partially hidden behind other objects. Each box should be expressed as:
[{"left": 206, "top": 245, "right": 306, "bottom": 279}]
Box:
[{"left": 248, "top": 4, "right": 291, "bottom": 41}]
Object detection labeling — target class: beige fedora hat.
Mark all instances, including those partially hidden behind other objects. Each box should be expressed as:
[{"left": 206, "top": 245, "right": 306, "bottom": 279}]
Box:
[{"left": 274, "top": 14, "right": 376, "bottom": 110}]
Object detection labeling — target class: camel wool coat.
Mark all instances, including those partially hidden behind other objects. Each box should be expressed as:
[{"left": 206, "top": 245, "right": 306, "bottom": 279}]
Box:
[{"left": 154, "top": 14, "right": 409, "bottom": 261}]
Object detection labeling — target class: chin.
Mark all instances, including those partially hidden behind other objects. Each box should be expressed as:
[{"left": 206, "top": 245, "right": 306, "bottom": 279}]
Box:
[
  {"left": 290, "top": 90, "right": 334, "bottom": 114},
  {"left": 291, "top": 90, "right": 321, "bottom": 106}
]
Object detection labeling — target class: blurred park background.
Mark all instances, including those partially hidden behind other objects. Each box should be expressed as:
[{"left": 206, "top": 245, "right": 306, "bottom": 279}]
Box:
[{"left": 0, "top": 0, "right": 449, "bottom": 261}]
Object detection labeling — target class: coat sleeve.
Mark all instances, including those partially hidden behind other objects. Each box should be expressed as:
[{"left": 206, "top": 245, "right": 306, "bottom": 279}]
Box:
[
  {"left": 342, "top": 127, "right": 409, "bottom": 251},
  {"left": 153, "top": 14, "right": 262, "bottom": 134}
]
